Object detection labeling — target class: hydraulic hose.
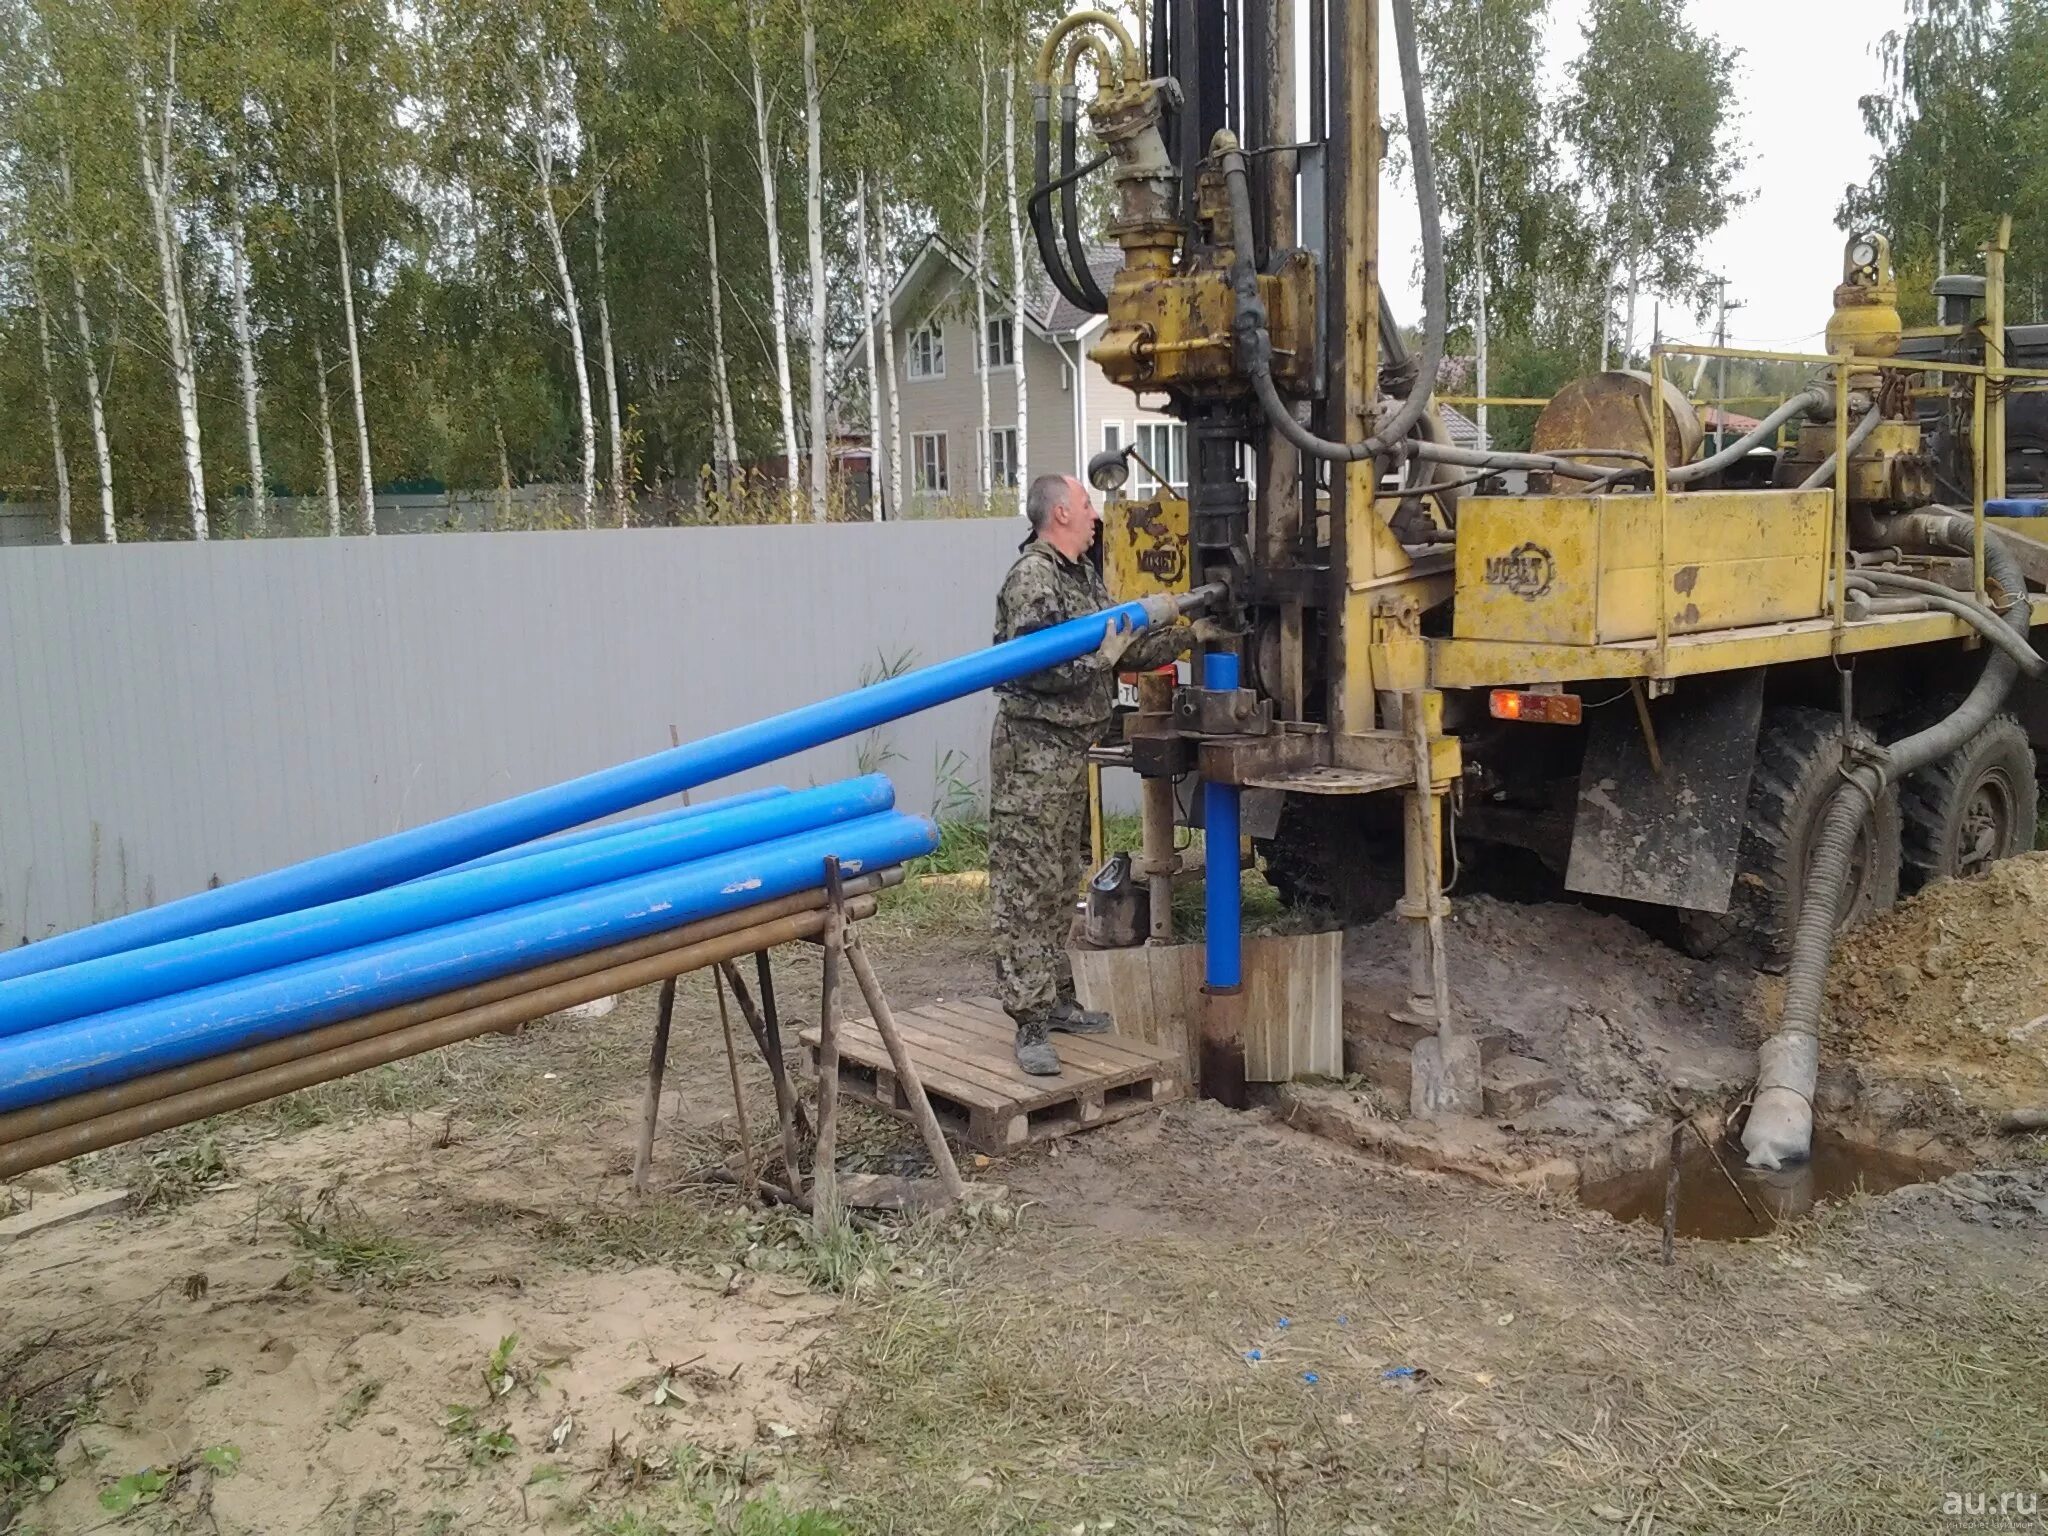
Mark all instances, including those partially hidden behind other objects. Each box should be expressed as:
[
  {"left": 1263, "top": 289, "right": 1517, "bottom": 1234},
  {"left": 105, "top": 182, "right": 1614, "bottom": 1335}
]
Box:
[
  {"left": 1222, "top": 0, "right": 1443, "bottom": 464},
  {"left": 1848, "top": 571, "right": 2046, "bottom": 675},
  {"left": 1670, "top": 386, "right": 1828, "bottom": 484},
  {"left": 1060, "top": 89, "right": 1110, "bottom": 312},
  {"left": 1744, "top": 515, "right": 2035, "bottom": 1168},
  {"left": 1030, "top": 87, "right": 1101, "bottom": 313},
  {"left": 1796, "top": 405, "right": 1885, "bottom": 491}
]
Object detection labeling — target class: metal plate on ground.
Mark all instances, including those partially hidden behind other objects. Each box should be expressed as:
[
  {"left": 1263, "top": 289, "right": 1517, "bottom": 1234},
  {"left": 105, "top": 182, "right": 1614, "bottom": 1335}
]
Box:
[{"left": 1564, "top": 669, "right": 1765, "bottom": 912}]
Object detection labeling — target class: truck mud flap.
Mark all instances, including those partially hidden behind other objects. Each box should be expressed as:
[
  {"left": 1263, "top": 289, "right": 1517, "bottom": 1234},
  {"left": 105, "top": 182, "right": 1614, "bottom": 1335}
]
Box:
[{"left": 1564, "top": 670, "right": 1765, "bottom": 912}]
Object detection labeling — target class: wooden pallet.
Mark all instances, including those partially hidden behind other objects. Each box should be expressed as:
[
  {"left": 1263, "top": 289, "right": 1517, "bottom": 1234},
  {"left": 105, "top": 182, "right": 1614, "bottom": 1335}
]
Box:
[{"left": 799, "top": 996, "right": 1184, "bottom": 1154}]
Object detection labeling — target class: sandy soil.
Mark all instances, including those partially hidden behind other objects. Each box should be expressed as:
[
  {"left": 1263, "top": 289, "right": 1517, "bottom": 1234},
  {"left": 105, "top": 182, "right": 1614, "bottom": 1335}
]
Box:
[{"left": 3, "top": 906, "right": 2044, "bottom": 1535}]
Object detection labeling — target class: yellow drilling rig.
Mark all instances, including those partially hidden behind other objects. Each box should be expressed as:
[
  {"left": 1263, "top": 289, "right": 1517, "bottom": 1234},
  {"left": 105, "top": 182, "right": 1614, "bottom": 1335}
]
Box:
[{"left": 1029, "top": 3, "right": 2048, "bottom": 1167}]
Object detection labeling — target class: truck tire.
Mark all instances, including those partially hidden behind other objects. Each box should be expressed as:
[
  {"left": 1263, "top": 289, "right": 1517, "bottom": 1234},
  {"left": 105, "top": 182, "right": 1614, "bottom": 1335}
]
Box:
[
  {"left": 1257, "top": 793, "right": 1404, "bottom": 923},
  {"left": 1899, "top": 712, "right": 2038, "bottom": 890},
  {"left": 1677, "top": 706, "right": 1901, "bottom": 964}
]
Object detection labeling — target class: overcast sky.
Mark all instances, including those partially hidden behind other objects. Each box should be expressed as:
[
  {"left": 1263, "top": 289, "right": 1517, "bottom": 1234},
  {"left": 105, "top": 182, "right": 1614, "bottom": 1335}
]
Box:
[{"left": 1373, "top": 0, "right": 1912, "bottom": 356}]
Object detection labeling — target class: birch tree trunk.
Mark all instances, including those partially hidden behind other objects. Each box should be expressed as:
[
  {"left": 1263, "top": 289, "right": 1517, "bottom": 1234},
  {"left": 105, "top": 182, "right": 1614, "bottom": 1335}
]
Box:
[
  {"left": 594, "top": 182, "right": 628, "bottom": 527},
  {"left": 1470, "top": 156, "right": 1488, "bottom": 453},
  {"left": 701, "top": 134, "right": 740, "bottom": 487},
  {"left": 313, "top": 333, "right": 343, "bottom": 536},
  {"left": 971, "top": 37, "right": 993, "bottom": 503},
  {"left": 33, "top": 284, "right": 73, "bottom": 545},
  {"left": 228, "top": 193, "right": 268, "bottom": 534},
  {"left": 537, "top": 168, "right": 598, "bottom": 528},
  {"left": 60, "top": 153, "right": 116, "bottom": 540},
  {"left": 330, "top": 54, "right": 376, "bottom": 536},
  {"left": 802, "top": 4, "right": 829, "bottom": 522},
  {"left": 1004, "top": 60, "right": 1029, "bottom": 492},
  {"left": 746, "top": 0, "right": 800, "bottom": 515},
  {"left": 856, "top": 168, "right": 883, "bottom": 521},
  {"left": 494, "top": 417, "right": 513, "bottom": 526},
  {"left": 877, "top": 185, "right": 901, "bottom": 515},
  {"left": 134, "top": 56, "right": 208, "bottom": 540}
]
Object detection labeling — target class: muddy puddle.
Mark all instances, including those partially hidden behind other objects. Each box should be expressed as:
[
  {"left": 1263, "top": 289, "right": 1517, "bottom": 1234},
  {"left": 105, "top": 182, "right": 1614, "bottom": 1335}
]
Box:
[{"left": 1579, "top": 1129, "right": 1949, "bottom": 1240}]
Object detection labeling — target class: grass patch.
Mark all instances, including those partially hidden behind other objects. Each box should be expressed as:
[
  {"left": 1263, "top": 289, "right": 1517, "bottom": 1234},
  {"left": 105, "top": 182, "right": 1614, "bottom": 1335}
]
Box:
[
  {"left": 0, "top": 1381, "right": 99, "bottom": 1526},
  {"left": 284, "top": 1197, "right": 444, "bottom": 1288},
  {"left": 580, "top": 1445, "right": 849, "bottom": 1535}
]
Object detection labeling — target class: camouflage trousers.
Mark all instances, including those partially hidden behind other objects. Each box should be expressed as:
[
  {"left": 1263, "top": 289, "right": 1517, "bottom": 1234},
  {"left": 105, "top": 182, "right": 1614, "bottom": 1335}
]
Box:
[{"left": 988, "top": 711, "right": 1098, "bottom": 1026}]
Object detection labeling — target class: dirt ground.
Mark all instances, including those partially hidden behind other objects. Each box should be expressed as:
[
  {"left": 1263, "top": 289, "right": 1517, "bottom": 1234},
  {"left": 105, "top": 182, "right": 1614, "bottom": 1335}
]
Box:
[{"left": 4, "top": 886, "right": 2046, "bottom": 1536}]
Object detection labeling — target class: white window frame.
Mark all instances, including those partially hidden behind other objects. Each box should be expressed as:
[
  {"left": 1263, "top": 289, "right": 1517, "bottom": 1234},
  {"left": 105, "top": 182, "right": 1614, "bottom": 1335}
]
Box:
[
  {"left": 912, "top": 431, "right": 949, "bottom": 493},
  {"left": 989, "top": 426, "right": 1020, "bottom": 488},
  {"left": 983, "top": 315, "right": 1017, "bottom": 371},
  {"left": 1102, "top": 420, "right": 1124, "bottom": 456},
  {"left": 908, "top": 322, "right": 945, "bottom": 380},
  {"left": 1131, "top": 419, "right": 1187, "bottom": 498}
]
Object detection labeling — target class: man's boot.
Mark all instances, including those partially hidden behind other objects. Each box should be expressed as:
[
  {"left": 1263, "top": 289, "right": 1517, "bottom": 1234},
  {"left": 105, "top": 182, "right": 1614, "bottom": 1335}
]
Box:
[
  {"left": 1049, "top": 997, "right": 1114, "bottom": 1035},
  {"left": 1013, "top": 1016, "right": 1062, "bottom": 1076}
]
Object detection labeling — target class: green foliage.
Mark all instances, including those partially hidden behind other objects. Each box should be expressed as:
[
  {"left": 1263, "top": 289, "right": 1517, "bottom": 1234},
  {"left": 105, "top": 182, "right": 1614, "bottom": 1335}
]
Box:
[
  {"left": 1559, "top": 0, "right": 1748, "bottom": 349},
  {"left": 1844, "top": 0, "right": 2048, "bottom": 321}
]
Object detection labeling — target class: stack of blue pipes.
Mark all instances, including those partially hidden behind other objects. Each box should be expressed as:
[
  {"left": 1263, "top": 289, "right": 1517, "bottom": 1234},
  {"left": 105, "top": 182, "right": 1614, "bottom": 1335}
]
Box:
[{"left": 0, "top": 590, "right": 1189, "bottom": 1175}]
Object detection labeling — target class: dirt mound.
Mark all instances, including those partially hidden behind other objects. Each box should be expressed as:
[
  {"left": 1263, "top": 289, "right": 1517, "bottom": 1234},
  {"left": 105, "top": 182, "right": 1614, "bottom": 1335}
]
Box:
[
  {"left": 1827, "top": 854, "right": 2048, "bottom": 1113},
  {"left": 1344, "top": 895, "right": 1760, "bottom": 1108}
]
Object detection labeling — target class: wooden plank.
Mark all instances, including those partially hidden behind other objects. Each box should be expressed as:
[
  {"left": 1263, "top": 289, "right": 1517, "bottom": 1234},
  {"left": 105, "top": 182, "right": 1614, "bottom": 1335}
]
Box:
[
  {"left": 0, "top": 1187, "right": 129, "bottom": 1245},
  {"left": 913, "top": 998, "right": 1170, "bottom": 1076},
  {"left": 802, "top": 1021, "right": 1014, "bottom": 1109},
  {"left": 1071, "top": 947, "right": 1201, "bottom": 1077},
  {"left": 836, "top": 1017, "right": 1067, "bottom": 1106},
  {"left": 875, "top": 1015, "right": 1131, "bottom": 1109},
  {"left": 928, "top": 996, "right": 1181, "bottom": 1073}
]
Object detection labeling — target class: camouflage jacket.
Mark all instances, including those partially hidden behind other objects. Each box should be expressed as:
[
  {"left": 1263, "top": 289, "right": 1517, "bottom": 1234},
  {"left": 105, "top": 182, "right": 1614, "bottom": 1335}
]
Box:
[{"left": 992, "top": 538, "right": 1187, "bottom": 733}]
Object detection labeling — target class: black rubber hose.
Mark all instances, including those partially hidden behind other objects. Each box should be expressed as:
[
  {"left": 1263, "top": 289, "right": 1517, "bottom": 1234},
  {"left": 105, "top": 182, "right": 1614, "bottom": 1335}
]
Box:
[
  {"left": 1669, "top": 386, "right": 1828, "bottom": 484},
  {"left": 1746, "top": 517, "right": 2035, "bottom": 1168},
  {"left": 1030, "top": 88, "right": 1098, "bottom": 313},
  {"left": 1060, "top": 89, "right": 1110, "bottom": 313}
]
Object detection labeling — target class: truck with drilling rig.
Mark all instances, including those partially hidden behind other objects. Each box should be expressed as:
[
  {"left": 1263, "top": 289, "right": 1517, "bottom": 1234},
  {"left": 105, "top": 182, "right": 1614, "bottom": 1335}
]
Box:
[{"left": 1027, "top": 2, "right": 2048, "bottom": 1170}]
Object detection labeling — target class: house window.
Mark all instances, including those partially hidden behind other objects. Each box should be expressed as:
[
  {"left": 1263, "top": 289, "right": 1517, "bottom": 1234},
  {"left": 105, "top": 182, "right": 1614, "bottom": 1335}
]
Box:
[
  {"left": 990, "top": 427, "right": 1019, "bottom": 488},
  {"left": 1132, "top": 421, "right": 1187, "bottom": 496},
  {"left": 1102, "top": 421, "right": 1123, "bottom": 456},
  {"left": 984, "top": 316, "right": 1016, "bottom": 370},
  {"left": 913, "top": 432, "right": 949, "bottom": 493},
  {"left": 908, "top": 323, "right": 944, "bottom": 380}
]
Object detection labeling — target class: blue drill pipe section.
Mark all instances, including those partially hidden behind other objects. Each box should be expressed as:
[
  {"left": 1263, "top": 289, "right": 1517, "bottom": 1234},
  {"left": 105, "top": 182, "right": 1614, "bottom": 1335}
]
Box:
[
  {"left": 437, "top": 786, "right": 788, "bottom": 877},
  {"left": 1, "top": 597, "right": 1177, "bottom": 984},
  {"left": 0, "top": 777, "right": 893, "bottom": 1038},
  {"left": 1987, "top": 499, "right": 2048, "bottom": 517},
  {"left": 0, "top": 809, "right": 938, "bottom": 1114},
  {"left": 1201, "top": 651, "right": 1244, "bottom": 990}
]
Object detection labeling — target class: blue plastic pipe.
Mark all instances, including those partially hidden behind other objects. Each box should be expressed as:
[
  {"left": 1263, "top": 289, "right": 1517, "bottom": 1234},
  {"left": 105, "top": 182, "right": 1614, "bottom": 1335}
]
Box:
[
  {"left": 1, "top": 597, "right": 1166, "bottom": 983},
  {"left": 0, "top": 776, "right": 893, "bottom": 1037},
  {"left": 1201, "top": 651, "right": 1243, "bottom": 990},
  {"left": 435, "top": 786, "right": 788, "bottom": 877},
  {"left": 1987, "top": 498, "right": 2048, "bottom": 517},
  {"left": 0, "top": 810, "right": 938, "bottom": 1113}
]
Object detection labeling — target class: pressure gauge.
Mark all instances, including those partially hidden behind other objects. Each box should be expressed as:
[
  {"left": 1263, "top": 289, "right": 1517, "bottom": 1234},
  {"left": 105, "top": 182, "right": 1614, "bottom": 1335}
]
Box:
[{"left": 1850, "top": 238, "right": 1877, "bottom": 269}]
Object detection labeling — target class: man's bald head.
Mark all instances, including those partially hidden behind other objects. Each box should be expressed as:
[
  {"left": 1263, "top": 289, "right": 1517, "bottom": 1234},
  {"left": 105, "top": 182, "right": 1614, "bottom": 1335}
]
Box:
[{"left": 1026, "top": 474, "right": 1098, "bottom": 559}]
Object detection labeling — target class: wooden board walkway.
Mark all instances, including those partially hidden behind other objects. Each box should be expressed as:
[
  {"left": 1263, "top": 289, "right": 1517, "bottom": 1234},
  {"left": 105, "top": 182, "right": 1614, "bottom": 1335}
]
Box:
[{"left": 800, "top": 996, "right": 1184, "bottom": 1154}]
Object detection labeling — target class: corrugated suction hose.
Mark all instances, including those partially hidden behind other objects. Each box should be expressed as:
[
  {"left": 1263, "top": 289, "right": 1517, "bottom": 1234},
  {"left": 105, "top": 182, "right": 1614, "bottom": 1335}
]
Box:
[{"left": 1745, "top": 515, "right": 2040, "bottom": 1167}]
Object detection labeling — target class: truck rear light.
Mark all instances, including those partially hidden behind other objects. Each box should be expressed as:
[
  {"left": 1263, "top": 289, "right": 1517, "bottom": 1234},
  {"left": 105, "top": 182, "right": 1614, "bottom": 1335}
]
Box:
[{"left": 1490, "top": 689, "right": 1583, "bottom": 725}]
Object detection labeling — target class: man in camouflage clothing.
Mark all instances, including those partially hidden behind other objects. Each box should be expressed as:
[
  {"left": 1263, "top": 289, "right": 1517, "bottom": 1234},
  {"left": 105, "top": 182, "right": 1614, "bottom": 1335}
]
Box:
[{"left": 990, "top": 474, "right": 1197, "bottom": 1075}]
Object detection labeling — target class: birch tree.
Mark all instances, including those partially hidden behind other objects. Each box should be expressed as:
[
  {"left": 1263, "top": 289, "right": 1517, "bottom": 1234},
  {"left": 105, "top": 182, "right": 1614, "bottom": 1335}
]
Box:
[
  {"left": 312, "top": 334, "right": 344, "bottom": 534},
  {"left": 328, "top": 41, "right": 378, "bottom": 534},
  {"left": 701, "top": 132, "right": 741, "bottom": 486},
  {"left": 856, "top": 167, "right": 884, "bottom": 520},
  {"left": 227, "top": 190, "right": 268, "bottom": 531},
  {"left": 744, "top": 0, "right": 801, "bottom": 511},
  {"left": 132, "top": 38, "right": 209, "bottom": 538},
  {"left": 593, "top": 180, "right": 628, "bottom": 524},
  {"left": 800, "top": 0, "right": 828, "bottom": 521},
  {"left": 57, "top": 152, "right": 118, "bottom": 540},
  {"left": 32, "top": 279, "right": 74, "bottom": 544},
  {"left": 1417, "top": 0, "right": 1549, "bottom": 449},
  {"left": 1560, "top": 0, "right": 1743, "bottom": 361},
  {"left": 970, "top": 34, "right": 993, "bottom": 503},
  {"left": 1003, "top": 57, "right": 1028, "bottom": 491},
  {"left": 877, "top": 183, "right": 901, "bottom": 515}
]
